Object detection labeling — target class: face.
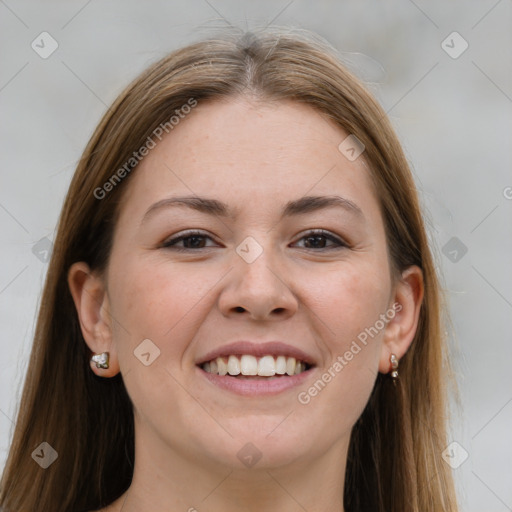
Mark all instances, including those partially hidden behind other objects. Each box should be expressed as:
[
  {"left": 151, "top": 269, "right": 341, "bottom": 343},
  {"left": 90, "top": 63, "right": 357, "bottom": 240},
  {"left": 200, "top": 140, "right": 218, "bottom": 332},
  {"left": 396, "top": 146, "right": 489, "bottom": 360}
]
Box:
[{"left": 94, "top": 98, "right": 403, "bottom": 472}]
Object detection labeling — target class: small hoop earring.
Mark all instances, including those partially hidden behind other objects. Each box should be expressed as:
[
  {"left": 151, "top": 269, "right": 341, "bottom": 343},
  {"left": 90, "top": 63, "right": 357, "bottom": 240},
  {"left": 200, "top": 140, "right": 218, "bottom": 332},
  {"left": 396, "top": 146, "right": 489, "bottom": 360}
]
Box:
[
  {"left": 91, "top": 352, "right": 110, "bottom": 369},
  {"left": 390, "top": 353, "right": 399, "bottom": 384}
]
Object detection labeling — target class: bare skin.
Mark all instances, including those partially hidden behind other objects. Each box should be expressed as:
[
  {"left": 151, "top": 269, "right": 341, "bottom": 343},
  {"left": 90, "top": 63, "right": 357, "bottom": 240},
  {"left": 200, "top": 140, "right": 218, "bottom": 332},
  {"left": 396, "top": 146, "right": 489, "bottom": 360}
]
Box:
[{"left": 71, "top": 97, "right": 423, "bottom": 512}]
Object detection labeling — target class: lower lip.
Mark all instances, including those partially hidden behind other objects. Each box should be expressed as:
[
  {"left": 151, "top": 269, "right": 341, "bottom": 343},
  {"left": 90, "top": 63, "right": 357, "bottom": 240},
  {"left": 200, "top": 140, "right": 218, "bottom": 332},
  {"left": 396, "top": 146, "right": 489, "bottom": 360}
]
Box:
[{"left": 197, "top": 366, "right": 314, "bottom": 396}]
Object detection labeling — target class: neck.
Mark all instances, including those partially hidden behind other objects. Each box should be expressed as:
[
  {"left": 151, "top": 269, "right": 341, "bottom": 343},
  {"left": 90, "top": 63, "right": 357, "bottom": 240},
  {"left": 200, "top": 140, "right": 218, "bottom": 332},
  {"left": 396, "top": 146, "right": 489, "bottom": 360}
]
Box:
[{"left": 109, "top": 427, "right": 348, "bottom": 512}]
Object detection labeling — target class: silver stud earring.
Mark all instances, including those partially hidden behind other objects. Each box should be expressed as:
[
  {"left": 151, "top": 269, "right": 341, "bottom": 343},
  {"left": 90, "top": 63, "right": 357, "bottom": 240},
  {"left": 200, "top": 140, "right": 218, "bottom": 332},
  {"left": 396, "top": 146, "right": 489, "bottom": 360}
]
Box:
[
  {"left": 390, "top": 353, "right": 399, "bottom": 384},
  {"left": 91, "top": 352, "right": 110, "bottom": 369}
]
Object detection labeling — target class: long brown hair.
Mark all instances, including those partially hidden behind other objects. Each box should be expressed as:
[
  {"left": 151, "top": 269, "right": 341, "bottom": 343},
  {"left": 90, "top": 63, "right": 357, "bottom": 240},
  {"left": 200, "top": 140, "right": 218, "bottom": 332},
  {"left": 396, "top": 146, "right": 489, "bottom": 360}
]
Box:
[{"left": 0, "top": 29, "right": 458, "bottom": 511}]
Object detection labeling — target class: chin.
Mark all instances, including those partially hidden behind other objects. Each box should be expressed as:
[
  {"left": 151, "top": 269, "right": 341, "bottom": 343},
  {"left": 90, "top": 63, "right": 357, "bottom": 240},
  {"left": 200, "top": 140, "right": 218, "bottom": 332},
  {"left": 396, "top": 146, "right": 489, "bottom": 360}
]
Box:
[{"left": 197, "top": 417, "right": 317, "bottom": 470}]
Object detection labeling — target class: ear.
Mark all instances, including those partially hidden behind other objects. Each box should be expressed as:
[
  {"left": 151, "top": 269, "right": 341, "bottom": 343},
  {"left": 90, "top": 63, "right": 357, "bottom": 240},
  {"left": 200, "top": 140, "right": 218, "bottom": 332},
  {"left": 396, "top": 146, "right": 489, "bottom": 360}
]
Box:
[
  {"left": 378, "top": 265, "right": 424, "bottom": 374},
  {"left": 68, "top": 262, "right": 120, "bottom": 377}
]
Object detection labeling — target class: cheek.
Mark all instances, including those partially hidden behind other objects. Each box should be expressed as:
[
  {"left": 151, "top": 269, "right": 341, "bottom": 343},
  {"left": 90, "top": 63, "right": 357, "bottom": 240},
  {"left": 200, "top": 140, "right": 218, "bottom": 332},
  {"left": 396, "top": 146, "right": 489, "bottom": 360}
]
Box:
[
  {"left": 108, "top": 257, "right": 220, "bottom": 361},
  {"left": 295, "top": 266, "right": 388, "bottom": 432},
  {"left": 301, "top": 261, "right": 391, "bottom": 355},
  {"left": 106, "top": 258, "right": 223, "bottom": 430},
  {"left": 296, "top": 262, "right": 391, "bottom": 426}
]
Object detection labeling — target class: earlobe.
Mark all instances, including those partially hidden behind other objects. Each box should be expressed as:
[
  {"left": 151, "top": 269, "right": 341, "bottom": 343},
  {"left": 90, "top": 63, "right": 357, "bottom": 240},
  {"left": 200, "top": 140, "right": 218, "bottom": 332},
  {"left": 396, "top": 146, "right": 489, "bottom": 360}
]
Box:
[
  {"left": 378, "top": 265, "right": 424, "bottom": 374},
  {"left": 67, "top": 262, "right": 120, "bottom": 377}
]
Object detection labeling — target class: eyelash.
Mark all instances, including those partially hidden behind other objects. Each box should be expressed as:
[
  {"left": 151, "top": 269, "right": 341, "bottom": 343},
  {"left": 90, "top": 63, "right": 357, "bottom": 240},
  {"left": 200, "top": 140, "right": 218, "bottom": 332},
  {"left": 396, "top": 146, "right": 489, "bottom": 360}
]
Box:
[{"left": 161, "top": 229, "right": 348, "bottom": 252}]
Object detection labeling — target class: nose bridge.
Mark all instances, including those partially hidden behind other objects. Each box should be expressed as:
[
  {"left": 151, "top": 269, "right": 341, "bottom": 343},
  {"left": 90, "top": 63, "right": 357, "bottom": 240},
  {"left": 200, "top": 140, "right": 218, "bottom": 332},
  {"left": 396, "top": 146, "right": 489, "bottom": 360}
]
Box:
[
  {"left": 218, "top": 236, "right": 298, "bottom": 320},
  {"left": 238, "top": 247, "right": 280, "bottom": 292}
]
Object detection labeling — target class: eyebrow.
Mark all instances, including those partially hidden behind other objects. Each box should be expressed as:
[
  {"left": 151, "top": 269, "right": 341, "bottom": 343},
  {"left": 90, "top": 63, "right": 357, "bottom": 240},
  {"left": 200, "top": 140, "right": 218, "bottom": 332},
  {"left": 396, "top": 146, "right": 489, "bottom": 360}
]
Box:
[
  {"left": 141, "top": 194, "right": 364, "bottom": 223},
  {"left": 282, "top": 195, "right": 364, "bottom": 219}
]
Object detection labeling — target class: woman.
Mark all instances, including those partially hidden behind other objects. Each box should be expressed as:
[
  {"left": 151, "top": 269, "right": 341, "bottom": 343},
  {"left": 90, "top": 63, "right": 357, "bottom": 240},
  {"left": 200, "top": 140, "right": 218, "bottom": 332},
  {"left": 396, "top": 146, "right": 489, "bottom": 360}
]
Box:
[{"left": 0, "top": 29, "right": 459, "bottom": 511}]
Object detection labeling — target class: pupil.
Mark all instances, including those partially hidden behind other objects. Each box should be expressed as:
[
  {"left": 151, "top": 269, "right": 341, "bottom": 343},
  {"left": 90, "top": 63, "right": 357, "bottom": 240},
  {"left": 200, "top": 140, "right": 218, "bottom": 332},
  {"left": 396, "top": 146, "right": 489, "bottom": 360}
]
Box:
[
  {"left": 305, "top": 235, "right": 326, "bottom": 248},
  {"left": 184, "top": 236, "right": 205, "bottom": 248}
]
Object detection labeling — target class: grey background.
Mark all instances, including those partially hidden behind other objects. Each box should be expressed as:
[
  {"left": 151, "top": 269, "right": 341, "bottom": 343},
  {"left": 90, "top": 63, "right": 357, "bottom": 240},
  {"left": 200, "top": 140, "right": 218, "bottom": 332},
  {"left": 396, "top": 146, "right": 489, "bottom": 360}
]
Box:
[{"left": 1, "top": 1, "right": 511, "bottom": 510}]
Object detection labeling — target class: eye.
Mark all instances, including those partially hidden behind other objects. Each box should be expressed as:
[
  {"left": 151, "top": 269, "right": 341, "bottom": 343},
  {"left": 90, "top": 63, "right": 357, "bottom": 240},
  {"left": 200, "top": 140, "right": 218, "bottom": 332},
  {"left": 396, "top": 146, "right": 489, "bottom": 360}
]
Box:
[
  {"left": 292, "top": 229, "right": 348, "bottom": 250},
  {"left": 161, "top": 230, "right": 219, "bottom": 251}
]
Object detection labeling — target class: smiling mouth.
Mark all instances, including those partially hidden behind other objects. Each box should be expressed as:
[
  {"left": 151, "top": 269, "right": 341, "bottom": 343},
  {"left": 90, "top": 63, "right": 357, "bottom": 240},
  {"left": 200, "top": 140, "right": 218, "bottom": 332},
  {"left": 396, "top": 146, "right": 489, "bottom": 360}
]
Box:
[{"left": 199, "top": 354, "right": 312, "bottom": 378}]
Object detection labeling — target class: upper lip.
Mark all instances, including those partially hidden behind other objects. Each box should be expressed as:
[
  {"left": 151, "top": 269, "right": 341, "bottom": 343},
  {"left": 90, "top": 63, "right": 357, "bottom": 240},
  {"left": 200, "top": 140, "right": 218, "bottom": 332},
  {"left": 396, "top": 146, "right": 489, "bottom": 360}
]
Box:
[{"left": 196, "top": 341, "right": 317, "bottom": 366}]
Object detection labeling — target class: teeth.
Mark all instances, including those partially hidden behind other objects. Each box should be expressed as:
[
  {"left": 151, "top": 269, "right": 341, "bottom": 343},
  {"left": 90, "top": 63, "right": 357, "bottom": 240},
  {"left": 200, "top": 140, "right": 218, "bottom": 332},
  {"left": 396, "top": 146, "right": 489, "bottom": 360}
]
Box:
[
  {"left": 227, "top": 355, "right": 241, "bottom": 376},
  {"left": 216, "top": 357, "right": 227, "bottom": 376},
  {"left": 258, "top": 355, "right": 276, "bottom": 376},
  {"left": 286, "top": 357, "right": 296, "bottom": 376},
  {"left": 240, "top": 355, "right": 258, "bottom": 375},
  {"left": 202, "top": 355, "right": 309, "bottom": 377},
  {"left": 276, "top": 355, "right": 287, "bottom": 375}
]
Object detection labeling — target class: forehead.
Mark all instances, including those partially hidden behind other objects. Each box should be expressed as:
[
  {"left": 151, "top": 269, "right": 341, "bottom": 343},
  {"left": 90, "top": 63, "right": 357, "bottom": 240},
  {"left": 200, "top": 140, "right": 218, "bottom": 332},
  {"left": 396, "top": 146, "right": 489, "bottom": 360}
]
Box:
[{"left": 117, "top": 97, "right": 379, "bottom": 221}]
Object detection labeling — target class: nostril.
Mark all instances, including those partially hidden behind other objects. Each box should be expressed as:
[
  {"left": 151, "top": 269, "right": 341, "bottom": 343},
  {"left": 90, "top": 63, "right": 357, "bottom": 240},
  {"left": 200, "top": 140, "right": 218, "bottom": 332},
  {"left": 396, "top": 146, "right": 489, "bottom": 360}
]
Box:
[{"left": 234, "top": 306, "right": 246, "bottom": 313}]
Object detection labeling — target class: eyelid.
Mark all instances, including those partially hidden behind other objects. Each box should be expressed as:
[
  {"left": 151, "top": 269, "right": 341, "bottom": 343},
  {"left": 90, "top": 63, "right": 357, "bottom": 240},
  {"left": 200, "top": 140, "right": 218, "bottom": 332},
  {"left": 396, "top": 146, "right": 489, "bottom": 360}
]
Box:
[
  {"left": 160, "top": 228, "right": 349, "bottom": 251},
  {"left": 291, "top": 229, "right": 349, "bottom": 249},
  {"left": 161, "top": 229, "right": 221, "bottom": 249}
]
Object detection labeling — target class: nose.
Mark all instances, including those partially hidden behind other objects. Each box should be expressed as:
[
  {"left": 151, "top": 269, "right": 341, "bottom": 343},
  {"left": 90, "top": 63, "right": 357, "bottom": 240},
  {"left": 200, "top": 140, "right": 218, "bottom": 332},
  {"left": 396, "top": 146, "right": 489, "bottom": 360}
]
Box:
[{"left": 218, "top": 248, "right": 299, "bottom": 321}]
